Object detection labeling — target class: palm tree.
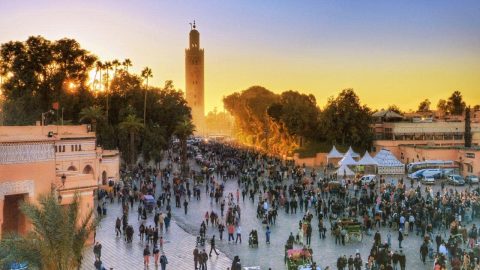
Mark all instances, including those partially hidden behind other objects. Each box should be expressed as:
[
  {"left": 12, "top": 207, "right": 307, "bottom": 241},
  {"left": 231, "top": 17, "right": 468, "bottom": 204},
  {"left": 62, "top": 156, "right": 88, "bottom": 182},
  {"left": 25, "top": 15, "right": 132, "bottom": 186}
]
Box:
[
  {"left": 93, "top": 61, "right": 104, "bottom": 92},
  {"left": 174, "top": 116, "right": 196, "bottom": 177},
  {"left": 112, "top": 59, "right": 120, "bottom": 78},
  {"left": 0, "top": 193, "right": 97, "bottom": 270},
  {"left": 119, "top": 114, "right": 144, "bottom": 167},
  {"left": 141, "top": 67, "right": 153, "bottom": 125},
  {"left": 103, "top": 61, "right": 113, "bottom": 123},
  {"left": 122, "top": 58, "right": 132, "bottom": 72},
  {"left": 79, "top": 105, "right": 104, "bottom": 131}
]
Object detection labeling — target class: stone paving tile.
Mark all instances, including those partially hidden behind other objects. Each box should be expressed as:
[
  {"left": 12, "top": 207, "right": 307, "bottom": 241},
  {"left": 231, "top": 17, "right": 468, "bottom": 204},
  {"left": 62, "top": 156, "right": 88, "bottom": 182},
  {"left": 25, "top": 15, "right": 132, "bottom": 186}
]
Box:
[
  {"left": 169, "top": 160, "right": 441, "bottom": 270},
  {"left": 83, "top": 157, "right": 474, "bottom": 270},
  {"left": 81, "top": 193, "right": 232, "bottom": 270}
]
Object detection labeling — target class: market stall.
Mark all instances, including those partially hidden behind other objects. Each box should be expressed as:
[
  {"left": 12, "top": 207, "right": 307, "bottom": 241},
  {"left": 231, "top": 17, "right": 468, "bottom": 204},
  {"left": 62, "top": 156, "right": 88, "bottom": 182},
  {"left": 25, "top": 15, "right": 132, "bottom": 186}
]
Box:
[
  {"left": 327, "top": 145, "right": 344, "bottom": 167},
  {"left": 374, "top": 149, "right": 405, "bottom": 175},
  {"left": 356, "top": 151, "right": 378, "bottom": 174}
]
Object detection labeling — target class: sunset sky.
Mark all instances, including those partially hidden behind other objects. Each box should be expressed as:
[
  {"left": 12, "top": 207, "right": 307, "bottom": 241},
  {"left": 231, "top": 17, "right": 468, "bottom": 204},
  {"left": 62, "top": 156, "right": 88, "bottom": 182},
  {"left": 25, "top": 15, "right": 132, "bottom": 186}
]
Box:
[{"left": 1, "top": 0, "right": 479, "bottom": 113}]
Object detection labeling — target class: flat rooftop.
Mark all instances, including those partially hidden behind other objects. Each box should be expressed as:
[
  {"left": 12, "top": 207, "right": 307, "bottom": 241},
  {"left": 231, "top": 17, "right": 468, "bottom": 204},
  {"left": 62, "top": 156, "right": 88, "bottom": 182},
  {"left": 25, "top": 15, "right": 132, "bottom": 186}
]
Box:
[{"left": 0, "top": 125, "right": 95, "bottom": 143}]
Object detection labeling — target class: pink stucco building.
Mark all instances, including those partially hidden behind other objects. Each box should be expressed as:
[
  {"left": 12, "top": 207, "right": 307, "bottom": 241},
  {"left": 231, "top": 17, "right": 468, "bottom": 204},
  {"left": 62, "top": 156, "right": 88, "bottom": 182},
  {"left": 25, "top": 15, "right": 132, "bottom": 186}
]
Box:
[{"left": 0, "top": 124, "right": 119, "bottom": 238}]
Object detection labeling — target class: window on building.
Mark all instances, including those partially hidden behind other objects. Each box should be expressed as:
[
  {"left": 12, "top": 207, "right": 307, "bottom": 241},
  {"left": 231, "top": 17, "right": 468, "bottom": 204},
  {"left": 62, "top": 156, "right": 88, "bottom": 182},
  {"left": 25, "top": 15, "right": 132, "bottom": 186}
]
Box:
[
  {"left": 79, "top": 145, "right": 82, "bottom": 151},
  {"left": 71, "top": 145, "right": 74, "bottom": 152},
  {"left": 62, "top": 145, "right": 65, "bottom": 152}
]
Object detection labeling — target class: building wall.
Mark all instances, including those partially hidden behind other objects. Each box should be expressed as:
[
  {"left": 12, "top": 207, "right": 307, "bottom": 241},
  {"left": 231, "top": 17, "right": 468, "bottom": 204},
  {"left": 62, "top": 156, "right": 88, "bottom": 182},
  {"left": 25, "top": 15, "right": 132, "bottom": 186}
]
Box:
[
  {"left": 398, "top": 146, "right": 480, "bottom": 176},
  {"left": 0, "top": 125, "right": 120, "bottom": 243},
  {"left": 0, "top": 142, "right": 56, "bottom": 238}
]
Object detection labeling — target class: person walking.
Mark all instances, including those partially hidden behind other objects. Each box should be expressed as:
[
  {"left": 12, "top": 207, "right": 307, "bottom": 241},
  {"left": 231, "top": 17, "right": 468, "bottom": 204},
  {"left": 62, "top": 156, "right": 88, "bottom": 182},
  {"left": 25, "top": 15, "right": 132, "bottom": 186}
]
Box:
[
  {"left": 235, "top": 225, "right": 242, "bottom": 244},
  {"left": 218, "top": 223, "right": 225, "bottom": 240},
  {"left": 153, "top": 244, "right": 160, "bottom": 266},
  {"left": 231, "top": 255, "right": 242, "bottom": 270},
  {"left": 398, "top": 229, "right": 404, "bottom": 248},
  {"left": 266, "top": 226, "right": 271, "bottom": 244},
  {"left": 398, "top": 250, "right": 406, "bottom": 270},
  {"left": 143, "top": 245, "right": 151, "bottom": 268},
  {"left": 209, "top": 235, "right": 219, "bottom": 257},
  {"left": 115, "top": 217, "right": 121, "bottom": 237},
  {"left": 228, "top": 223, "right": 235, "bottom": 242},
  {"left": 193, "top": 247, "right": 199, "bottom": 270},
  {"left": 420, "top": 242, "right": 428, "bottom": 264},
  {"left": 159, "top": 253, "right": 168, "bottom": 270},
  {"left": 183, "top": 199, "right": 189, "bottom": 215},
  {"left": 93, "top": 242, "right": 102, "bottom": 260}
]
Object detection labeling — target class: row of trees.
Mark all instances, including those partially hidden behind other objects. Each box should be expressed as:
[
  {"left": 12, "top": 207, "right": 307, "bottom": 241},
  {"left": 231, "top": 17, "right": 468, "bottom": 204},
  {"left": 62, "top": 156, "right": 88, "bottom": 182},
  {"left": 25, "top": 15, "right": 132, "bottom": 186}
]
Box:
[
  {"left": 414, "top": 91, "right": 475, "bottom": 115},
  {"left": 0, "top": 36, "right": 194, "bottom": 167},
  {"left": 223, "top": 86, "right": 374, "bottom": 155},
  {"left": 224, "top": 87, "right": 477, "bottom": 156}
]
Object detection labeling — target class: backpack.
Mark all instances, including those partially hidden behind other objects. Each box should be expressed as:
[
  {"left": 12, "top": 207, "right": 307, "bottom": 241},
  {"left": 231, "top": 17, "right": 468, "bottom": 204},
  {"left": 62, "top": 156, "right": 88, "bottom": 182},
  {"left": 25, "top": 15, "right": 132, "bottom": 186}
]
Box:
[{"left": 160, "top": 255, "right": 168, "bottom": 264}]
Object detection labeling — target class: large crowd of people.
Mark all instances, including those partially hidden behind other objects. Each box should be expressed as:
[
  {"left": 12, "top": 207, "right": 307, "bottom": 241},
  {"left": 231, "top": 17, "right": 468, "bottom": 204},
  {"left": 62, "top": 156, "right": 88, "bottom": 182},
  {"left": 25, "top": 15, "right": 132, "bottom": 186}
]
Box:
[{"left": 93, "top": 139, "right": 480, "bottom": 270}]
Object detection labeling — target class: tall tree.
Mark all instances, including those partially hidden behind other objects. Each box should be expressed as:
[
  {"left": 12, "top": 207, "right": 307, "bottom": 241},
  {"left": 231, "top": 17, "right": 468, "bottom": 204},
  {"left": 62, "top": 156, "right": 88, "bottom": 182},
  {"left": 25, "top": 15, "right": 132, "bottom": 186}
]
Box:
[
  {"left": 0, "top": 36, "right": 96, "bottom": 124},
  {"left": 465, "top": 106, "right": 472, "bottom": 148},
  {"left": 122, "top": 58, "right": 132, "bottom": 72},
  {"left": 0, "top": 193, "right": 97, "bottom": 270},
  {"left": 118, "top": 114, "right": 144, "bottom": 167},
  {"left": 103, "top": 61, "right": 113, "bottom": 123},
  {"left": 319, "top": 89, "right": 373, "bottom": 151},
  {"left": 417, "top": 99, "right": 431, "bottom": 112},
  {"left": 437, "top": 99, "right": 448, "bottom": 114},
  {"left": 447, "top": 91, "right": 466, "bottom": 115},
  {"left": 141, "top": 67, "right": 153, "bottom": 125}
]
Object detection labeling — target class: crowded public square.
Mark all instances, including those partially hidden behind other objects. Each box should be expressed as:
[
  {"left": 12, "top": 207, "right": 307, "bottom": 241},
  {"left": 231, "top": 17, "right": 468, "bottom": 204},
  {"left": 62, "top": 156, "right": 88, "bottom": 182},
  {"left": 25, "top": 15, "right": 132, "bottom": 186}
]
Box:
[
  {"left": 81, "top": 140, "right": 480, "bottom": 270},
  {"left": 1, "top": 2, "right": 479, "bottom": 270}
]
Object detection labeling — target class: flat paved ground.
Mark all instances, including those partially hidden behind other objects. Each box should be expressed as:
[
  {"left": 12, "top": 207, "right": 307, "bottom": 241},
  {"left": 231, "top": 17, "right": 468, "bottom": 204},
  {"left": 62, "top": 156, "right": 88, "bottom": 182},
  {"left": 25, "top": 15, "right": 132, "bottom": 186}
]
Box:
[
  {"left": 83, "top": 158, "right": 474, "bottom": 269},
  {"left": 81, "top": 177, "right": 232, "bottom": 270}
]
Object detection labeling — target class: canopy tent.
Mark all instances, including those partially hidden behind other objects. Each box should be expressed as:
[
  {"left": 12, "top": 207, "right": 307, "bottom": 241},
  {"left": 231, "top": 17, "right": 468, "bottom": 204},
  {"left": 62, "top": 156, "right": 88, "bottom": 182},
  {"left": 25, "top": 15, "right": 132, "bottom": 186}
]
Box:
[
  {"left": 327, "top": 145, "right": 344, "bottom": 166},
  {"left": 356, "top": 151, "right": 378, "bottom": 174},
  {"left": 345, "top": 146, "right": 360, "bottom": 159},
  {"left": 338, "top": 152, "right": 357, "bottom": 166},
  {"left": 327, "top": 145, "right": 344, "bottom": 159},
  {"left": 374, "top": 149, "right": 404, "bottom": 175},
  {"left": 336, "top": 163, "right": 355, "bottom": 177},
  {"left": 357, "top": 151, "right": 378, "bottom": 166}
]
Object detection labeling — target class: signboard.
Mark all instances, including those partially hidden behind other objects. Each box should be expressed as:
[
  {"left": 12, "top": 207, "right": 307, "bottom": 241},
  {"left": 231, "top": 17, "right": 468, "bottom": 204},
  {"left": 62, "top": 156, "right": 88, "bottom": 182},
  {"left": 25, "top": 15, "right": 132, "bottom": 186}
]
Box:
[{"left": 466, "top": 153, "right": 475, "bottom": 159}]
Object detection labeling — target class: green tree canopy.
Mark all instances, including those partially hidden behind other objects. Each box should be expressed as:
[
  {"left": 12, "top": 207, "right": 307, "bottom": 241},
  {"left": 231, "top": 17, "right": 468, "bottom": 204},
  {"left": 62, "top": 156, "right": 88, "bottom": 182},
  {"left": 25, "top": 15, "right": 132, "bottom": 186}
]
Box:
[
  {"left": 447, "top": 90, "right": 466, "bottom": 115},
  {"left": 0, "top": 36, "right": 97, "bottom": 124},
  {"left": 417, "top": 99, "right": 431, "bottom": 112},
  {"left": 319, "top": 89, "right": 373, "bottom": 151}
]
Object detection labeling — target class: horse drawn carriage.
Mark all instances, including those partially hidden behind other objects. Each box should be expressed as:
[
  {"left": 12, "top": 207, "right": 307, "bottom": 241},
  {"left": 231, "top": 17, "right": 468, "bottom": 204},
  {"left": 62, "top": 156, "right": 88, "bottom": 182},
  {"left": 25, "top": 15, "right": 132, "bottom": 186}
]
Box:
[{"left": 335, "top": 218, "right": 363, "bottom": 242}]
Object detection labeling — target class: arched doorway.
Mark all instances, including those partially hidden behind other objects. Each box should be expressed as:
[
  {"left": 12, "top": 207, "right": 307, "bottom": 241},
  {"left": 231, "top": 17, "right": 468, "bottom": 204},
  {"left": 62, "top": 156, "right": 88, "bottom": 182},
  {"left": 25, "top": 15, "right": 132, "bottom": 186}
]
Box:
[
  {"left": 83, "top": 165, "right": 94, "bottom": 175},
  {"left": 67, "top": 165, "right": 77, "bottom": 171},
  {"left": 102, "top": 171, "right": 107, "bottom": 185}
]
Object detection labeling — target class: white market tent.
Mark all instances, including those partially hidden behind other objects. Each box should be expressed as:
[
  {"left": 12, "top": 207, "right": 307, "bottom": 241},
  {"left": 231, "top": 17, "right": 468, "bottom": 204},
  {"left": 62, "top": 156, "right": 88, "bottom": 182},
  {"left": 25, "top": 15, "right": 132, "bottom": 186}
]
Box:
[
  {"left": 356, "top": 151, "right": 378, "bottom": 174},
  {"left": 357, "top": 151, "right": 378, "bottom": 166},
  {"left": 338, "top": 152, "right": 357, "bottom": 166},
  {"left": 345, "top": 146, "right": 360, "bottom": 159},
  {"left": 326, "top": 145, "right": 344, "bottom": 165},
  {"left": 336, "top": 163, "right": 355, "bottom": 177},
  {"left": 327, "top": 145, "right": 344, "bottom": 159},
  {"left": 374, "top": 149, "right": 405, "bottom": 175}
]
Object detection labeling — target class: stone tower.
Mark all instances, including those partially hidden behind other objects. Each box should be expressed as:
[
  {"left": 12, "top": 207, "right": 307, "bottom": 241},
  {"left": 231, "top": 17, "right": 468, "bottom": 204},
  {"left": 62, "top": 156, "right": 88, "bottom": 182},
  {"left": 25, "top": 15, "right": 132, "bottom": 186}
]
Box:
[{"left": 185, "top": 21, "right": 205, "bottom": 134}]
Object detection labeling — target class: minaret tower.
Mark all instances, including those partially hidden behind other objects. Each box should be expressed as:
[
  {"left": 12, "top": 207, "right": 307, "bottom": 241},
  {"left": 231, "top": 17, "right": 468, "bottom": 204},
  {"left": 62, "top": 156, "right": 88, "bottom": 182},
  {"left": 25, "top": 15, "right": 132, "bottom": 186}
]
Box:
[{"left": 185, "top": 20, "right": 205, "bottom": 134}]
